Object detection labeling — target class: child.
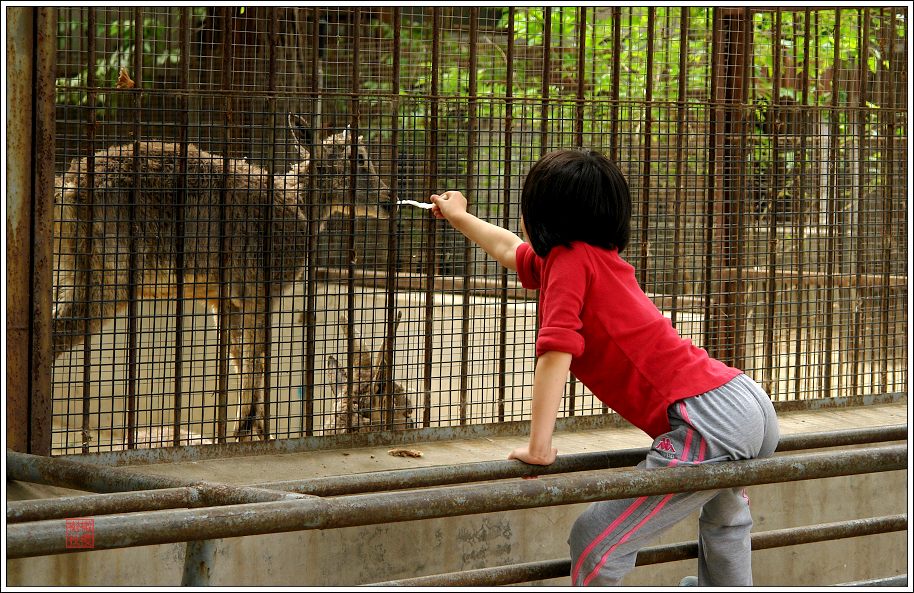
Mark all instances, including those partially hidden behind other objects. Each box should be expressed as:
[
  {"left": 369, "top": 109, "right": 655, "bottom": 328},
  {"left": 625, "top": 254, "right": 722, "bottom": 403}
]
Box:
[{"left": 429, "top": 148, "right": 780, "bottom": 587}]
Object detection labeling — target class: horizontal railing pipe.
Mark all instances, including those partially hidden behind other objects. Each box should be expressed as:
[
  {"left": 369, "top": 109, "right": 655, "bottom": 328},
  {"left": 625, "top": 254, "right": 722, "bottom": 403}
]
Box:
[
  {"left": 5, "top": 450, "right": 312, "bottom": 508},
  {"left": 260, "top": 424, "right": 908, "bottom": 496},
  {"left": 369, "top": 514, "right": 908, "bottom": 586},
  {"left": 7, "top": 425, "right": 906, "bottom": 522},
  {"left": 5, "top": 444, "right": 905, "bottom": 559}
]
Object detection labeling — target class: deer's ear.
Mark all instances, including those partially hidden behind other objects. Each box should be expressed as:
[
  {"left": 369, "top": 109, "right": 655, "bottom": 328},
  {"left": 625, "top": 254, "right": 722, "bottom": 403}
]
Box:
[
  {"left": 327, "top": 355, "right": 349, "bottom": 393},
  {"left": 288, "top": 113, "right": 313, "bottom": 151}
]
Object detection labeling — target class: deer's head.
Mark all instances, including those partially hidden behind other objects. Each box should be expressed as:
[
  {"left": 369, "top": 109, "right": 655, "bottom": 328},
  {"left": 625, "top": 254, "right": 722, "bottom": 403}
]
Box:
[{"left": 288, "top": 114, "right": 395, "bottom": 223}]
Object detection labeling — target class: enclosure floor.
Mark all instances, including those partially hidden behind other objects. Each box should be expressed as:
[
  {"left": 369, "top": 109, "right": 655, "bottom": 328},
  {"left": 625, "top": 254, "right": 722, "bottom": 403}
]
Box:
[{"left": 10, "top": 401, "right": 906, "bottom": 499}]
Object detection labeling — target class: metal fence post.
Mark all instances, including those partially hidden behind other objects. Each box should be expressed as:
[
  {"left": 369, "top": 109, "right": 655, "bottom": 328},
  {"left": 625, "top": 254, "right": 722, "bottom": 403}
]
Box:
[{"left": 5, "top": 6, "right": 55, "bottom": 455}]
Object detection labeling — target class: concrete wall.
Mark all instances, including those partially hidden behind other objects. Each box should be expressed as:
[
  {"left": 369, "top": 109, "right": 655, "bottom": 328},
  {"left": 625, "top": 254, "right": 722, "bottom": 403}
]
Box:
[{"left": 6, "top": 460, "right": 907, "bottom": 586}]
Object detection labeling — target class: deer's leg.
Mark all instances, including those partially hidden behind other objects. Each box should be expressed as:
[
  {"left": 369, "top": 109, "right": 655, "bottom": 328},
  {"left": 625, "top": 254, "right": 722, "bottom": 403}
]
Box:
[{"left": 226, "top": 305, "right": 267, "bottom": 442}]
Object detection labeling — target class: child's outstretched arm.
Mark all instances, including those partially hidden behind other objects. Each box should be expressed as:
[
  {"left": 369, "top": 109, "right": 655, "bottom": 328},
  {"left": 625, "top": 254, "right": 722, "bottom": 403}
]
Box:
[
  {"left": 430, "top": 191, "right": 523, "bottom": 271},
  {"left": 508, "top": 350, "right": 571, "bottom": 465}
]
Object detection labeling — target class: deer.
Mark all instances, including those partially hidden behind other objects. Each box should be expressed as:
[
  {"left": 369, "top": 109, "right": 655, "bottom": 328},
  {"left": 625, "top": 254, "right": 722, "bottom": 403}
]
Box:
[
  {"left": 52, "top": 114, "right": 394, "bottom": 442},
  {"left": 325, "top": 311, "right": 415, "bottom": 434}
]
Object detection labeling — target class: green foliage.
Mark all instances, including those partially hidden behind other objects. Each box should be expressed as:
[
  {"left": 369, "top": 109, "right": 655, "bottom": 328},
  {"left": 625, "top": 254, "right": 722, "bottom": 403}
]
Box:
[{"left": 56, "top": 9, "right": 207, "bottom": 110}]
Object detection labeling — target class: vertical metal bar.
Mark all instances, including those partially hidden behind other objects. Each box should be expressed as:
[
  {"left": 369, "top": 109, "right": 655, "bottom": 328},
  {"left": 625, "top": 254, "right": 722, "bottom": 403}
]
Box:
[
  {"left": 345, "top": 9, "right": 361, "bottom": 430},
  {"left": 670, "top": 8, "right": 689, "bottom": 330},
  {"left": 172, "top": 7, "right": 190, "bottom": 447},
  {"left": 32, "top": 7, "right": 56, "bottom": 455},
  {"left": 5, "top": 6, "right": 33, "bottom": 454},
  {"left": 302, "top": 7, "right": 322, "bottom": 437},
  {"left": 734, "top": 8, "right": 752, "bottom": 371},
  {"left": 575, "top": 7, "right": 586, "bottom": 148},
  {"left": 707, "top": 8, "right": 749, "bottom": 368},
  {"left": 609, "top": 7, "right": 621, "bottom": 163},
  {"left": 850, "top": 9, "right": 871, "bottom": 398},
  {"left": 31, "top": 8, "right": 57, "bottom": 455},
  {"left": 762, "top": 8, "right": 782, "bottom": 396},
  {"left": 497, "top": 7, "right": 515, "bottom": 423},
  {"left": 458, "top": 9, "right": 479, "bottom": 426},
  {"left": 821, "top": 8, "right": 842, "bottom": 400},
  {"left": 702, "top": 8, "right": 720, "bottom": 355},
  {"left": 381, "top": 8, "right": 402, "bottom": 430},
  {"left": 878, "top": 8, "right": 896, "bottom": 394},
  {"left": 638, "top": 8, "right": 656, "bottom": 288},
  {"left": 565, "top": 1, "right": 584, "bottom": 438},
  {"left": 791, "top": 9, "right": 812, "bottom": 399},
  {"left": 216, "top": 8, "right": 235, "bottom": 443},
  {"left": 539, "top": 6, "right": 551, "bottom": 155},
  {"left": 261, "top": 10, "right": 279, "bottom": 440},
  {"left": 126, "top": 7, "right": 144, "bottom": 449},
  {"left": 422, "top": 7, "right": 441, "bottom": 427},
  {"left": 82, "top": 7, "right": 98, "bottom": 453},
  {"left": 181, "top": 538, "right": 215, "bottom": 586}
]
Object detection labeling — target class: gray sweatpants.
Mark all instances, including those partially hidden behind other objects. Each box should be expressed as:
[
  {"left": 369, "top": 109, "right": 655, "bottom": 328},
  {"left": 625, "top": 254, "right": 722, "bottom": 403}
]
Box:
[{"left": 568, "top": 373, "right": 780, "bottom": 587}]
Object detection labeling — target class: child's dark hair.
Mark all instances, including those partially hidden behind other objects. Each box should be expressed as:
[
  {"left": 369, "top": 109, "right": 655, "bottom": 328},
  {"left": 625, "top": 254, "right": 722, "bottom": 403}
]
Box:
[{"left": 520, "top": 148, "right": 631, "bottom": 257}]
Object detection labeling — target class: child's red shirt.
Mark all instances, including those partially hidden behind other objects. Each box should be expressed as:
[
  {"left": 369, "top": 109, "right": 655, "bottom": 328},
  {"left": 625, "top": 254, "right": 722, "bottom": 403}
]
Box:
[{"left": 515, "top": 241, "right": 741, "bottom": 438}]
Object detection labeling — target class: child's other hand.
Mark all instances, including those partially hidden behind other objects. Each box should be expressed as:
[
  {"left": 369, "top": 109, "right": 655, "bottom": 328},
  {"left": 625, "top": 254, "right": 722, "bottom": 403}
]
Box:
[
  {"left": 430, "top": 191, "right": 468, "bottom": 221},
  {"left": 508, "top": 445, "right": 557, "bottom": 466}
]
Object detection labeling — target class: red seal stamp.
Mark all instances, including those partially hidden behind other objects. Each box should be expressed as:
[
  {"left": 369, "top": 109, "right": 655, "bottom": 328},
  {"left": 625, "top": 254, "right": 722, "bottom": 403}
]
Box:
[{"left": 65, "top": 518, "right": 95, "bottom": 549}]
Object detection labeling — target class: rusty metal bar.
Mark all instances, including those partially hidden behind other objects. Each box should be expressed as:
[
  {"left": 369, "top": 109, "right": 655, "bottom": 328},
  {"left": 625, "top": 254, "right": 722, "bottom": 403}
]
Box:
[
  {"left": 125, "top": 6, "right": 144, "bottom": 450},
  {"left": 172, "top": 6, "right": 191, "bottom": 447},
  {"left": 539, "top": 6, "right": 551, "bottom": 154},
  {"left": 701, "top": 8, "right": 720, "bottom": 362},
  {"left": 182, "top": 538, "right": 216, "bottom": 586},
  {"left": 178, "top": 7, "right": 210, "bottom": 560},
  {"left": 762, "top": 8, "right": 783, "bottom": 395},
  {"left": 708, "top": 8, "right": 750, "bottom": 367},
  {"left": 670, "top": 8, "right": 689, "bottom": 330},
  {"left": 421, "top": 7, "right": 441, "bottom": 428},
  {"left": 33, "top": 8, "right": 55, "bottom": 455},
  {"left": 6, "top": 7, "right": 54, "bottom": 455},
  {"left": 380, "top": 7, "right": 403, "bottom": 430},
  {"left": 609, "top": 7, "right": 621, "bottom": 163},
  {"left": 638, "top": 7, "right": 656, "bottom": 287},
  {"left": 216, "top": 7, "right": 235, "bottom": 443},
  {"left": 7, "top": 423, "right": 906, "bottom": 522},
  {"left": 496, "top": 6, "right": 515, "bottom": 423},
  {"left": 259, "top": 10, "right": 280, "bottom": 440},
  {"left": 8, "top": 488, "right": 197, "bottom": 524},
  {"left": 821, "top": 8, "right": 843, "bottom": 402},
  {"left": 5, "top": 450, "right": 311, "bottom": 504},
  {"left": 250, "top": 423, "right": 911, "bottom": 496},
  {"left": 791, "top": 8, "right": 813, "bottom": 400},
  {"left": 82, "top": 7, "right": 98, "bottom": 454},
  {"left": 302, "top": 7, "right": 322, "bottom": 437},
  {"left": 734, "top": 7, "right": 752, "bottom": 371},
  {"left": 5, "top": 444, "right": 905, "bottom": 558},
  {"left": 575, "top": 6, "right": 586, "bottom": 147},
  {"left": 850, "top": 8, "right": 871, "bottom": 399},
  {"left": 458, "top": 9, "right": 480, "bottom": 426},
  {"left": 344, "top": 8, "right": 362, "bottom": 431},
  {"left": 371, "top": 514, "right": 908, "bottom": 586},
  {"left": 878, "top": 9, "right": 899, "bottom": 394},
  {"left": 5, "top": 6, "right": 32, "bottom": 454}
]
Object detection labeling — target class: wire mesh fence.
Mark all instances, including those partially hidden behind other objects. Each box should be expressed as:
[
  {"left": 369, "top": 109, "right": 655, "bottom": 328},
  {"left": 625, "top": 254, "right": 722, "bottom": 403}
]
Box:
[{"left": 47, "top": 7, "right": 907, "bottom": 453}]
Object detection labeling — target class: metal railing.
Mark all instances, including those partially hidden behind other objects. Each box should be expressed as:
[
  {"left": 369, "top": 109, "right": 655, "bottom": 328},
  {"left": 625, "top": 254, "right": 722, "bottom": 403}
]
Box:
[{"left": 6, "top": 425, "right": 907, "bottom": 586}]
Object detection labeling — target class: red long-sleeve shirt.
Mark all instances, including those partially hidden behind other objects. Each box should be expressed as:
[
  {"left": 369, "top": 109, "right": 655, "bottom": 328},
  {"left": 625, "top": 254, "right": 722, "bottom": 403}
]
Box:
[{"left": 515, "top": 241, "right": 741, "bottom": 438}]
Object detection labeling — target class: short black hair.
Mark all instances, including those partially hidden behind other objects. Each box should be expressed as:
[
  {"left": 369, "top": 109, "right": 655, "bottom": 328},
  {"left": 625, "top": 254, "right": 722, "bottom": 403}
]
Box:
[{"left": 520, "top": 148, "right": 631, "bottom": 257}]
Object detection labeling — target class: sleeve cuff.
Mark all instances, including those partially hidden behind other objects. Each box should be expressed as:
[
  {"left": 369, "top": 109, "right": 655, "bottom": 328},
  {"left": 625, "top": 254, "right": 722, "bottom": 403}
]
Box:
[{"left": 536, "top": 327, "right": 585, "bottom": 358}]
